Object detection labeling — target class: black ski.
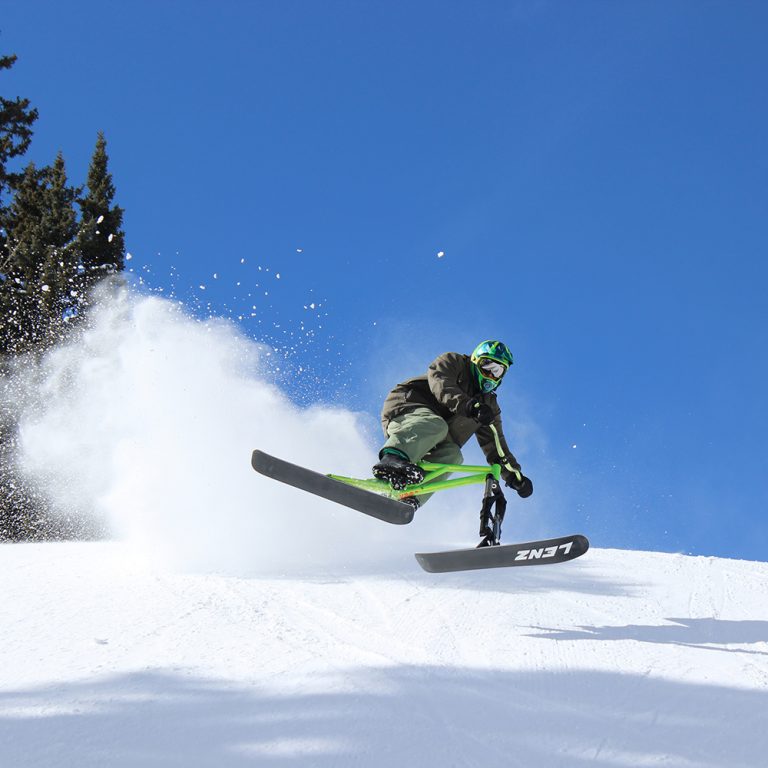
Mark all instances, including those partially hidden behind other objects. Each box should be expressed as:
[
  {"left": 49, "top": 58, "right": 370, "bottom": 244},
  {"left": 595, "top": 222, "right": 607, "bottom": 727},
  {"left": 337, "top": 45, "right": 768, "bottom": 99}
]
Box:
[
  {"left": 251, "top": 450, "right": 415, "bottom": 525},
  {"left": 415, "top": 534, "right": 589, "bottom": 573}
]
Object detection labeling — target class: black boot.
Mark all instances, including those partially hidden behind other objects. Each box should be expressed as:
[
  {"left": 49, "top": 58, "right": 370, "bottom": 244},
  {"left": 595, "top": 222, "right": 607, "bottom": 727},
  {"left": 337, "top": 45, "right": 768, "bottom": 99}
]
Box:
[{"left": 372, "top": 449, "right": 424, "bottom": 490}]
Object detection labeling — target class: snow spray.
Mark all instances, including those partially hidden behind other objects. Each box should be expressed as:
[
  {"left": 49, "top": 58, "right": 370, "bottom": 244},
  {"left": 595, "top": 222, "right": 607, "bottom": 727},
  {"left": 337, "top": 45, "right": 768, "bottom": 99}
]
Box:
[{"left": 7, "top": 288, "right": 474, "bottom": 573}]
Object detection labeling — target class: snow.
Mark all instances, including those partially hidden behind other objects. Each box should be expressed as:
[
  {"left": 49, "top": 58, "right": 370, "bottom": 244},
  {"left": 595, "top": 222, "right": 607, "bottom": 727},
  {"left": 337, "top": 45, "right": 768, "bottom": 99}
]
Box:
[{"left": 1, "top": 542, "right": 767, "bottom": 767}]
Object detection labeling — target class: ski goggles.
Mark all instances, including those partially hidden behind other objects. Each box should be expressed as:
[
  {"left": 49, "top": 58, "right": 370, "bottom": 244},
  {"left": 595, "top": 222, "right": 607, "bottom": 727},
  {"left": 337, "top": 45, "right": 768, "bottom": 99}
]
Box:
[{"left": 477, "top": 358, "right": 507, "bottom": 380}]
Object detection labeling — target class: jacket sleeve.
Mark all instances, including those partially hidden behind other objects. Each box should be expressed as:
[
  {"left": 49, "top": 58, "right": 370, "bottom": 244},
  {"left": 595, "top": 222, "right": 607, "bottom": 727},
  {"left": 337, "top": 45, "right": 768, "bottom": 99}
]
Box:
[
  {"left": 427, "top": 352, "right": 473, "bottom": 415},
  {"left": 476, "top": 412, "right": 521, "bottom": 482}
]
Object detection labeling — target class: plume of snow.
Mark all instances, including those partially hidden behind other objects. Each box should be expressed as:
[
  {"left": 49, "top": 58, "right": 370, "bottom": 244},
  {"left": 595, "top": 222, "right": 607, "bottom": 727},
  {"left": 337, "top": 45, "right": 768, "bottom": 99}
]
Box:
[{"left": 10, "top": 287, "right": 472, "bottom": 574}]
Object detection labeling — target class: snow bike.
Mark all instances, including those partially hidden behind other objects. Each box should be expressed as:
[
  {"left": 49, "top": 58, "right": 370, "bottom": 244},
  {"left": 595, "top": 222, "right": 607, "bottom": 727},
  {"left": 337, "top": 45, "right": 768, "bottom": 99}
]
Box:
[{"left": 251, "top": 425, "right": 588, "bottom": 573}]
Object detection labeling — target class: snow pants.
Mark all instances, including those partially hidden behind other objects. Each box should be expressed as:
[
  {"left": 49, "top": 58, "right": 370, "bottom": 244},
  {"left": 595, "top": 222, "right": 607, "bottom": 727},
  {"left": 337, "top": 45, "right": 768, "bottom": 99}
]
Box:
[{"left": 381, "top": 407, "right": 463, "bottom": 506}]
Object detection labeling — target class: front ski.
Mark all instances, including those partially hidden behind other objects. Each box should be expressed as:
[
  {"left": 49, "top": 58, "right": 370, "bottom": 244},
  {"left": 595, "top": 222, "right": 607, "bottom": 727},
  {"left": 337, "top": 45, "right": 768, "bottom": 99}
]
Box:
[
  {"left": 415, "top": 534, "right": 589, "bottom": 573},
  {"left": 251, "top": 450, "right": 415, "bottom": 525}
]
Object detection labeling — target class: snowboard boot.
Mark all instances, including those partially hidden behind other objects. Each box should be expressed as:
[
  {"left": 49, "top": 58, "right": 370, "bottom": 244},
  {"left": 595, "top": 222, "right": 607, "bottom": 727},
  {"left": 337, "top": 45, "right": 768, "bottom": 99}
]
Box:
[{"left": 372, "top": 449, "right": 424, "bottom": 491}]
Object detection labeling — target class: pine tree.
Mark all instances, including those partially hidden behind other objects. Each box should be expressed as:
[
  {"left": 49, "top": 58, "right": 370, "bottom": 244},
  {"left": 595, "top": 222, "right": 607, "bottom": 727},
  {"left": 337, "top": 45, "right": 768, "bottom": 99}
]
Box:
[
  {"left": 0, "top": 56, "right": 37, "bottom": 330},
  {"left": 76, "top": 132, "right": 125, "bottom": 303},
  {"left": 0, "top": 162, "right": 47, "bottom": 351},
  {"left": 0, "top": 55, "right": 38, "bottom": 205},
  {"left": 0, "top": 155, "right": 80, "bottom": 352},
  {"left": 39, "top": 153, "right": 80, "bottom": 330}
]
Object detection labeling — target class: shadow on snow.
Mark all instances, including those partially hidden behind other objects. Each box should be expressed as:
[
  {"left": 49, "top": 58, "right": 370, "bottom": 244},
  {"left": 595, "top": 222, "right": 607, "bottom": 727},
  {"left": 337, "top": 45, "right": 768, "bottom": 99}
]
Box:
[
  {"left": 526, "top": 617, "right": 768, "bottom": 655},
  {"left": 0, "top": 665, "right": 765, "bottom": 768}
]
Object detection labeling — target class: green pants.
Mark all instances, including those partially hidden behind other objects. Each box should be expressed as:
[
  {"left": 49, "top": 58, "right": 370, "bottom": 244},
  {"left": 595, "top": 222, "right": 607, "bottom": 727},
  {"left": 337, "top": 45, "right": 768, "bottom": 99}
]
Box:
[{"left": 382, "top": 407, "right": 463, "bottom": 505}]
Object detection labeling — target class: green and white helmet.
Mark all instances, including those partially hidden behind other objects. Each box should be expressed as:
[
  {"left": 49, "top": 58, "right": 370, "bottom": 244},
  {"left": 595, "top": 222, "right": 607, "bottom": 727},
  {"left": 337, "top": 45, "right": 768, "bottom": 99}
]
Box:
[{"left": 470, "top": 340, "right": 514, "bottom": 392}]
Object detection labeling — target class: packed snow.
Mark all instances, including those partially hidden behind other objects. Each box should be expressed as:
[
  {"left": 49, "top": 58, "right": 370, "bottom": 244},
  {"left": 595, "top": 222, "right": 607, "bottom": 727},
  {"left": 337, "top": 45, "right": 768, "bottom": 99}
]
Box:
[
  {"left": 2, "top": 543, "right": 767, "bottom": 767},
  {"left": 2, "top": 291, "right": 767, "bottom": 766}
]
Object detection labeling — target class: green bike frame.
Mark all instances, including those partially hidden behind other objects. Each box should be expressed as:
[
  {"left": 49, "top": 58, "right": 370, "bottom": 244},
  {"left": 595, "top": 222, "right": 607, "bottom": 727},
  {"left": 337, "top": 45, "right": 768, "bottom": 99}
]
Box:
[
  {"left": 329, "top": 460, "right": 502, "bottom": 501},
  {"left": 328, "top": 424, "right": 519, "bottom": 502}
]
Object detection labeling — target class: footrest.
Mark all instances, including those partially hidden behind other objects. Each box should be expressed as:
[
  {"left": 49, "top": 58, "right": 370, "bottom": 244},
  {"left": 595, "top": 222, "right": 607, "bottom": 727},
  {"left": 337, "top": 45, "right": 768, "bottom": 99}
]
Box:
[{"left": 372, "top": 463, "right": 424, "bottom": 490}]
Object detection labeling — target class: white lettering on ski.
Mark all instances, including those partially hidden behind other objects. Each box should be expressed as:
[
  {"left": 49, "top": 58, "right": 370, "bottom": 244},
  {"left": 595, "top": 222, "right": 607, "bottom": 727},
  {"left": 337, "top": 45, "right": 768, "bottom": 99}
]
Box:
[{"left": 514, "top": 540, "right": 575, "bottom": 561}]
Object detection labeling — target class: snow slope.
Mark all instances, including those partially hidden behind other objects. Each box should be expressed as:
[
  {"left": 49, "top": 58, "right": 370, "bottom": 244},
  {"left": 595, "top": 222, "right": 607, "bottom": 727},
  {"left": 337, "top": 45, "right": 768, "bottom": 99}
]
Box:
[{"left": 2, "top": 541, "right": 767, "bottom": 767}]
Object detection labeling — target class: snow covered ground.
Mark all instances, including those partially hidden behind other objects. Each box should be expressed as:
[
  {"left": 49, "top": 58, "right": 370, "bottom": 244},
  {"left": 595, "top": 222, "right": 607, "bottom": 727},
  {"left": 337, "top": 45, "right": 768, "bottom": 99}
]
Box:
[{"left": 2, "top": 541, "right": 767, "bottom": 767}]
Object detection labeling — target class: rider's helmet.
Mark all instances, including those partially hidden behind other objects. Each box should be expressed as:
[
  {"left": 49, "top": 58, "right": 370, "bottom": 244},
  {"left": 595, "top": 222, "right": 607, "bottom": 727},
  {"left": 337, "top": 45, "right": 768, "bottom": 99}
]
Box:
[{"left": 470, "top": 340, "right": 514, "bottom": 393}]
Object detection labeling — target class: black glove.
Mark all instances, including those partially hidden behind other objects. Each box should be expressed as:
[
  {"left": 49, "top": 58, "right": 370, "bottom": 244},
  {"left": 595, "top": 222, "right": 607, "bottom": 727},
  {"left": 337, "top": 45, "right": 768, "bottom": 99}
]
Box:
[
  {"left": 506, "top": 472, "right": 533, "bottom": 498},
  {"left": 464, "top": 397, "right": 494, "bottom": 426}
]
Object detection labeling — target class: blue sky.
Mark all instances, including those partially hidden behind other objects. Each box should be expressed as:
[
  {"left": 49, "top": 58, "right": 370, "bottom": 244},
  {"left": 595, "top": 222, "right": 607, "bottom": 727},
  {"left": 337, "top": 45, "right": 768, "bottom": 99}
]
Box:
[{"left": 3, "top": 1, "right": 767, "bottom": 560}]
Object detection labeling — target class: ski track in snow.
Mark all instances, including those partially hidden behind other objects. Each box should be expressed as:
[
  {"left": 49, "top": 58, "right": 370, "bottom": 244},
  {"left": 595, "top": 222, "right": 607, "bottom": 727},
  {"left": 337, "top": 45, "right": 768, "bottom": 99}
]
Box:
[{"left": 1, "top": 542, "right": 768, "bottom": 767}]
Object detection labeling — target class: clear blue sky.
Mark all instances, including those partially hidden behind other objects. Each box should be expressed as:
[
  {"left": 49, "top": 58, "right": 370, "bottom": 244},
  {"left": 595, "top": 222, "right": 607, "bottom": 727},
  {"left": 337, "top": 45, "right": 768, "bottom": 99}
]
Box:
[{"left": 3, "top": 1, "right": 767, "bottom": 560}]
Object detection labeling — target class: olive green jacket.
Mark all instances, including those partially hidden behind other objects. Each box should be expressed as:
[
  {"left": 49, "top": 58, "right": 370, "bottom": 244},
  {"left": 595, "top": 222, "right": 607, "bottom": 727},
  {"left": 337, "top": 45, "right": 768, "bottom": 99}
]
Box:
[{"left": 380, "top": 351, "right": 521, "bottom": 480}]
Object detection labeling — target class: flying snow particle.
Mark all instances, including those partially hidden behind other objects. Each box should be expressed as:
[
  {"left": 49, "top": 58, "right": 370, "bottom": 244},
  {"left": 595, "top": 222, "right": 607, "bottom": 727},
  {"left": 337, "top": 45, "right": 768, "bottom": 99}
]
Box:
[
  {"left": 41, "top": 284, "right": 50, "bottom": 292},
  {"left": 437, "top": 251, "right": 445, "bottom": 258},
  {"left": 276, "top": 273, "right": 281, "bottom": 279},
  {"left": 296, "top": 248, "right": 303, "bottom": 253},
  {"left": 126, "top": 253, "right": 133, "bottom": 261},
  {"left": 108, "top": 234, "right": 114, "bottom": 243},
  {"left": 213, "top": 273, "right": 218, "bottom": 279},
  {"left": 97, "top": 215, "right": 104, "bottom": 224}
]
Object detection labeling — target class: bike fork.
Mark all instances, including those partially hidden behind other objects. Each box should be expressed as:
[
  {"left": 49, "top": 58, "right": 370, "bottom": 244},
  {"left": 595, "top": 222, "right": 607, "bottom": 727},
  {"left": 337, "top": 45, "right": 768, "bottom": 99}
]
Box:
[{"left": 478, "top": 473, "right": 507, "bottom": 547}]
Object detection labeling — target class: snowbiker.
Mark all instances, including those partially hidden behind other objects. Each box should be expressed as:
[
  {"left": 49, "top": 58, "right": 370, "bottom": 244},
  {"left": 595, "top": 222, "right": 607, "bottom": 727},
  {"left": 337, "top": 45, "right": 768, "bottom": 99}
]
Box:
[
  {"left": 372, "top": 340, "right": 534, "bottom": 510},
  {"left": 252, "top": 338, "right": 588, "bottom": 569}
]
